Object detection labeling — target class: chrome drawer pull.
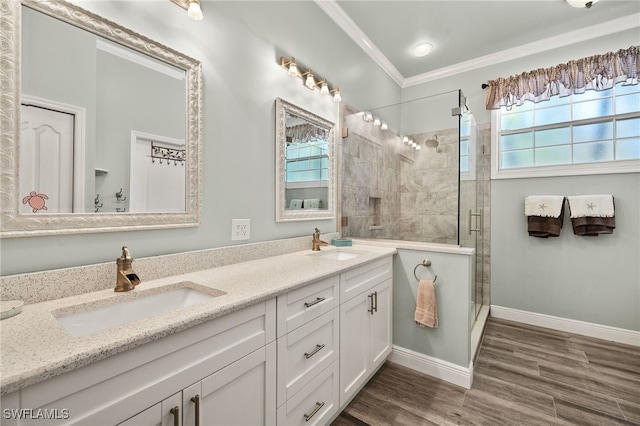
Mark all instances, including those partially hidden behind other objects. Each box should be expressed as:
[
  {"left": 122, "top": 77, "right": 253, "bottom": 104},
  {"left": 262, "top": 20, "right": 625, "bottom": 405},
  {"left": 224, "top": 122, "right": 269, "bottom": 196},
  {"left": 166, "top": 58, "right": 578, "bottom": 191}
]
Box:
[
  {"left": 304, "top": 344, "right": 325, "bottom": 359},
  {"left": 368, "top": 293, "right": 374, "bottom": 315},
  {"left": 304, "top": 297, "right": 325, "bottom": 308},
  {"left": 303, "top": 401, "right": 325, "bottom": 422}
]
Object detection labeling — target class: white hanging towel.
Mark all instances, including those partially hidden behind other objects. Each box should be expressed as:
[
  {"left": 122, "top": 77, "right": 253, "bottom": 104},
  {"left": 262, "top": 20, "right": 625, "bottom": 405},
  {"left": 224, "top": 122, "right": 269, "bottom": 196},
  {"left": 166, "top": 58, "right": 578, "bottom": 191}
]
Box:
[
  {"left": 524, "top": 195, "right": 565, "bottom": 218},
  {"left": 567, "top": 195, "right": 615, "bottom": 218}
]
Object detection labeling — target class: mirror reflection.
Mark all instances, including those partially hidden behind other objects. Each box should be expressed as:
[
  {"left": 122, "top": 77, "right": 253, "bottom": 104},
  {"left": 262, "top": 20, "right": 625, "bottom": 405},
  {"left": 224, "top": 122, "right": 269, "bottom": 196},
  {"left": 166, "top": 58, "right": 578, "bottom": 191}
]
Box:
[
  {"left": 1, "top": 0, "right": 201, "bottom": 237},
  {"left": 275, "top": 98, "right": 335, "bottom": 222},
  {"left": 284, "top": 112, "right": 330, "bottom": 211},
  {"left": 20, "top": 5, "right": 186, "bottom": 214}
]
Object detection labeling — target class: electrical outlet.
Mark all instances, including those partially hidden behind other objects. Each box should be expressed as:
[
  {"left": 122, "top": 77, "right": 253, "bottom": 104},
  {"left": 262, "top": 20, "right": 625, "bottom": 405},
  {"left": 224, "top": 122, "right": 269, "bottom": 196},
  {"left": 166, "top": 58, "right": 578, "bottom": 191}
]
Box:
[{"left": 231, "top": 219, "right": 250, "bottom": 241}]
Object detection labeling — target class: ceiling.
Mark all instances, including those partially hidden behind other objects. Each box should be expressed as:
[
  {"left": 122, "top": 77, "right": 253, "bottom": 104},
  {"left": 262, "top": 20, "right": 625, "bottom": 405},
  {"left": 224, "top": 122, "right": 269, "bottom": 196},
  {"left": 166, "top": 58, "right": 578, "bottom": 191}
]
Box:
[{"left": 316, "top": 0, "right": 640, "bottom": 88}]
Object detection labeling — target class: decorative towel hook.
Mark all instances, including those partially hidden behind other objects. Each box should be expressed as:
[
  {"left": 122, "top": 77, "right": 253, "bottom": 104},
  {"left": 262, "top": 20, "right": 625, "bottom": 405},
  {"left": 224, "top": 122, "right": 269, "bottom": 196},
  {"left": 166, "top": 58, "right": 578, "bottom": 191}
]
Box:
[
  {"left": 115, "top": 188, "right": 127, "bottom": 202},
  {"left": 414, "top": 258, "right": 437, "bottom": 283}
]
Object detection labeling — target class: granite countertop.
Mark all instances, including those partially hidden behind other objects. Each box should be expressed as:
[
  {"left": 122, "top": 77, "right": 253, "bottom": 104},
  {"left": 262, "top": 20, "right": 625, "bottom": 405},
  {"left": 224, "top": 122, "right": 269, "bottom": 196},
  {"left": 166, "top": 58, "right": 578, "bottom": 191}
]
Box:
[{"left": 0, "top": 244, "right": 396, "bottom": 396}]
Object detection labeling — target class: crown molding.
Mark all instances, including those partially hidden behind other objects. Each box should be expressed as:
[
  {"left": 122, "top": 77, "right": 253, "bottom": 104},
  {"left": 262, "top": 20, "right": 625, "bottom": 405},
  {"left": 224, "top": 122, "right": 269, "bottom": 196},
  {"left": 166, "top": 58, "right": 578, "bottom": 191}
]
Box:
[
  {"left": 315, "top": 0, "right": 640, "bottom": 90},
  {"left": 314, "top": 0, "right": 404, "bottom": 86}
]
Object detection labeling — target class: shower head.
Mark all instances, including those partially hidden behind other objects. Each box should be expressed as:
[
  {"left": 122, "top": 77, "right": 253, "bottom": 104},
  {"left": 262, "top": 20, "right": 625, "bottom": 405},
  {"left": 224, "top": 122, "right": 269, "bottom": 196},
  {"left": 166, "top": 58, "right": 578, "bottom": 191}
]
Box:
[{"left": 425, "top": 135, "right": 439, "bottom": 148}]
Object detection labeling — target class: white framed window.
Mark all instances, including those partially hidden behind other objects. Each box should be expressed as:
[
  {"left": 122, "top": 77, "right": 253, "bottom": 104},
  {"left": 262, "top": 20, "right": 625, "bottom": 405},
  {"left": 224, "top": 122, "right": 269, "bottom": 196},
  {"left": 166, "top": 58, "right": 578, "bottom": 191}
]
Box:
[{"left": 491, "top": 83, "right": 640, "bottom": 179}]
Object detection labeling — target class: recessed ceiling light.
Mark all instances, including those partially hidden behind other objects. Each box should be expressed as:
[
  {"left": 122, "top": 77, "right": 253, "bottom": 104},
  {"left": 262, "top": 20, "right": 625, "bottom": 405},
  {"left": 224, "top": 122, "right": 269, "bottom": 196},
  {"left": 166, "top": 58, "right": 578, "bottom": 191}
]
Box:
[{"left": 411, "top": 42, "right": 433, "bottom": 57}]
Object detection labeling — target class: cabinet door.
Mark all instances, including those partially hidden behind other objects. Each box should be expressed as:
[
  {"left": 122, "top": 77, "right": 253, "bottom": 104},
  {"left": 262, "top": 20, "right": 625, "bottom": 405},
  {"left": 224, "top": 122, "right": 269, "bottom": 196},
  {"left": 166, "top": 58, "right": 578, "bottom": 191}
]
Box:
[
  {"left": 370, "top": 279, "right": 392, "bottom": 369},
  {"left": 198, "top": 343, "right": 276, "bottom": 425},
  {"left": 118, "top": 392, "right": 182, "bottom": 426},
  {"left": 339, "top": 290, "right": 370, "bottom": 407}
]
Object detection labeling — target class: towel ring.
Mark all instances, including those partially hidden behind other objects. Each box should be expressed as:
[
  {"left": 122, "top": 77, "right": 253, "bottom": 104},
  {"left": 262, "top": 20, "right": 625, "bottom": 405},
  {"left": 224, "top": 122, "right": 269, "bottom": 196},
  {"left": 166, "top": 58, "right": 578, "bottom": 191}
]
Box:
[{"left": 414, "top": 259, "right": 437, "bottom": 283}]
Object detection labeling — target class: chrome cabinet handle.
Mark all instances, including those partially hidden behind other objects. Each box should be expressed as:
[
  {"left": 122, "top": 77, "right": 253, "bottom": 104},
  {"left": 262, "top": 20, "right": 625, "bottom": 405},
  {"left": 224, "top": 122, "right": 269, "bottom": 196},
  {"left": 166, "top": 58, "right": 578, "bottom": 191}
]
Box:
[
  {"left": 373, "top": 291, "right": 378, "bottom": 313},
  {"left": 303, "top": 401, "right": 325, "bottom": 422},
  {"left": 191, "top": 395, "right": 200, "bottom": 426},
  {"left": 304, "top": 297, "right": 325, "bottom": 308},
  {"left": 368, "top": 293, "right": 374, "bottom": 315},
  {"left": 304, "top": 344, "right": 325, "bottom": 359},
  {"left": 170, "top": 406, "right": 180, "bottom": 426}
]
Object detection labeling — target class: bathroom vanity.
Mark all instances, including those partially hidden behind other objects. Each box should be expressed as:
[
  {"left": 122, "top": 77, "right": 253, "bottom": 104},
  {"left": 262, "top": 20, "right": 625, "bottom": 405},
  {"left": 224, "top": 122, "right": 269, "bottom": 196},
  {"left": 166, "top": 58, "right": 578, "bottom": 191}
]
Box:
[{"left": 0, "top": 245, "right": 395, "bottom": 425}]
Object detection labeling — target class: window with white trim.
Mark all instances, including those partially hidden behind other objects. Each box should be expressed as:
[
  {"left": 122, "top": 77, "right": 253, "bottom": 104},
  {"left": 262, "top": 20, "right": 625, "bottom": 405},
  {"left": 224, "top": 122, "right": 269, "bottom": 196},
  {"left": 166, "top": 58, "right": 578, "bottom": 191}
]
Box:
[{"left": 492, "top": 82, "right": 640, "bottom": 179}]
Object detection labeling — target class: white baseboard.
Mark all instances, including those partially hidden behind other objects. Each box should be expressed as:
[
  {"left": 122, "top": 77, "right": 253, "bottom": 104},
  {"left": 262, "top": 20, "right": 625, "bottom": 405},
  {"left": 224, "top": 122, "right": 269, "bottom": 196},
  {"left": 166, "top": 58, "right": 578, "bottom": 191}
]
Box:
[
  {"left": 389, "top": 345, "right": 473, "bottom": 389},
  {"left": 490, "top": 305, "right": 640, "bottom": 347}
]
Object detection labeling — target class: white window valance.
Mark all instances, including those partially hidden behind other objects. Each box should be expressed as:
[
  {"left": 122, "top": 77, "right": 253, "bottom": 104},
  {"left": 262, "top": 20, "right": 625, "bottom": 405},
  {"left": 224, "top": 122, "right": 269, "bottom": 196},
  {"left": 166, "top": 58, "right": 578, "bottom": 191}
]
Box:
[{"left": 484, "top": 45, "right": 639, "bottom": 110}]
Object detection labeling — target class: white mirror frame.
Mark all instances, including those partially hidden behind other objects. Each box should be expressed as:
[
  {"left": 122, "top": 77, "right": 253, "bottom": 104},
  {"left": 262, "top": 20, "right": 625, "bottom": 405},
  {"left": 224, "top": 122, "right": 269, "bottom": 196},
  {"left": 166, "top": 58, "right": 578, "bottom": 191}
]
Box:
[
  {"left": 0, "top": 0, "right": 202, "bottom": 238},
  {"left": 275, "top": 98, "right": 335, "bottom": 222}
]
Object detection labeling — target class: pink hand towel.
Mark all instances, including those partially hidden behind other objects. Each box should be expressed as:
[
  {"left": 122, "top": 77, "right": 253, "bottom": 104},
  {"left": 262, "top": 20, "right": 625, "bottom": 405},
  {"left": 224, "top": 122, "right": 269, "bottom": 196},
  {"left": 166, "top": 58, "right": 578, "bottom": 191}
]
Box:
[{"left": 415, "top": 279, "right": 438, "bottom": 328}]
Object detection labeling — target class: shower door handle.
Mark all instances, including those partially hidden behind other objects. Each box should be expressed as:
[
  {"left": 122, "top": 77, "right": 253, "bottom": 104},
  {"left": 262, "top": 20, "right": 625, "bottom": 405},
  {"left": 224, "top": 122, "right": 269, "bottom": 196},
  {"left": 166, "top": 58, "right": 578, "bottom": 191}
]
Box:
[{"left": 468, "top": 209, "right": 482, "bottom": 235}]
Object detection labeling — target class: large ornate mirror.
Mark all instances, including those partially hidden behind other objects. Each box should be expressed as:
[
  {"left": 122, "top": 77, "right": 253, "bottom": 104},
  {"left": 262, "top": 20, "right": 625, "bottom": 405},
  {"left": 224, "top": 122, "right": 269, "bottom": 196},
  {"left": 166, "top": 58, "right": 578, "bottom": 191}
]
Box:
[
  {"left": 275, "top": 98, "right": 335, "bottom": 222},
  {"left": 1, "top": 0, "right": 202, "bottom": 237}
]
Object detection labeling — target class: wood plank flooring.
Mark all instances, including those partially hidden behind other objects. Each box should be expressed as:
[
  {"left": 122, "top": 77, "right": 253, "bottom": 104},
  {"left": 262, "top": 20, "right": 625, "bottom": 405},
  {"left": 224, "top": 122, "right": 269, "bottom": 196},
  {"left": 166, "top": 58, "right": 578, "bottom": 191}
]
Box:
[{"left": 333, "top": 317, "right": 640, "bottom": 425}]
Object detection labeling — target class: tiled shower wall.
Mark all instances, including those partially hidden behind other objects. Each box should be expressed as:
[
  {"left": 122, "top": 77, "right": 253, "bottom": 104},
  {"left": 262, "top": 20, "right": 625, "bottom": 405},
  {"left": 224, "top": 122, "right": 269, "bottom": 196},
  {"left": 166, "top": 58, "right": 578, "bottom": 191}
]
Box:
[
  {"left": 341, "top": 113, "right": 460, "bottom": 244},
  {"left": 340, "top": 108, "right": 492, "bottom": 305}
]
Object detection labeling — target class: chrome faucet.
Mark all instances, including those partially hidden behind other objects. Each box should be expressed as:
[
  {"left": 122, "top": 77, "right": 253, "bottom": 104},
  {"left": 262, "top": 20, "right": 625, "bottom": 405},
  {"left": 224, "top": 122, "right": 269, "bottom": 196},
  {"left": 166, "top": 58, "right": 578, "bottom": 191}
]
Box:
[
  {"left": 312, "top": 228, "right": 329, "bottom": 251},
  {"left": 115, "top": 246, "right": 141, "bottom": 292}
]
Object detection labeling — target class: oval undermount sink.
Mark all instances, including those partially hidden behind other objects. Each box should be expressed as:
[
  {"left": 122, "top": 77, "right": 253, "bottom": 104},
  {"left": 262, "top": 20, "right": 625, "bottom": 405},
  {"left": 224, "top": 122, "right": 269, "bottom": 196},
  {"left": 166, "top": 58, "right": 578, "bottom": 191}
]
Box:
[
  {"left": 54, "top": 282, "right": 225, "bottom": 337},
  {"left": 309, "top": 249, "right": 364, "bottom": 261}
]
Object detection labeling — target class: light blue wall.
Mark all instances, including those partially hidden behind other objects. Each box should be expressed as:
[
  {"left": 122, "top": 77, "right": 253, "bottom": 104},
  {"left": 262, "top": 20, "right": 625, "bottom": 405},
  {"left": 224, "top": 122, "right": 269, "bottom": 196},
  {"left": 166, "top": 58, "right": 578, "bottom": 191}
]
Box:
[
  {"left": 2, "top": 1, "right": 401, "bottom": 275},
  {"left": 400, "top": 28, "right": 639, "bottom": 332},
  {"left": 492, "top": 174, "right": 640, "bottom": 331},
  {"left": 393, "top": 249, "right": 472, "bottom": 367}
]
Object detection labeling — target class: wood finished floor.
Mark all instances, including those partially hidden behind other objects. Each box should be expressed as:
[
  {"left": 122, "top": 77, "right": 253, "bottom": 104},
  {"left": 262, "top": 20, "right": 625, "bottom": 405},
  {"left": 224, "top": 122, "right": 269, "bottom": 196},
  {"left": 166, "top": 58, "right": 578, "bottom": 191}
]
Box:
[{"left": 332, "top": 317, "right": 640, "bottom": 425}]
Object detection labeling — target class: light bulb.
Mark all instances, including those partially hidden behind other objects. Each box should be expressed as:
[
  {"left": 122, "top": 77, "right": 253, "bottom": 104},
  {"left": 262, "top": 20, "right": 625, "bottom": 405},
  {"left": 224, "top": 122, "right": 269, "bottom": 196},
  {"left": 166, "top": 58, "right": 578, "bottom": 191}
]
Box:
[
  {"left": 402, "top": 136, "right": 409, "bottom": 144},
  {"left": 373, "top": 117, "right": 381, "bottom": 126},
  {"left": 305, "top": 73, "right": 316, "bottom": 90},
  {"left": 381, "top": 122, "right": 388, "bottom": 130},
  {"left": 333, "top": 88, "right": 342, "bottom": 102},
  {"left": 288, "top": 61, "right": 298, "bottom": 77},
  {"left": 187, "top": 0, "right": 203, "bottom": 20},
  {"left": 320, "top": 81, "right": 329, "bottom": 95}
]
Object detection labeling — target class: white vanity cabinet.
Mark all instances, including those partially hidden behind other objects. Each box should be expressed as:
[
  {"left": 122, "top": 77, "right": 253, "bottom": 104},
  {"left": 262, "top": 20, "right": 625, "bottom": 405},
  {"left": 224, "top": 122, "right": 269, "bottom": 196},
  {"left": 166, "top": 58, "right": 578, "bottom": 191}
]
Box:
[
  {"left": 276, "top": 275, "right": 341, "bottom": 425},
  {"left": 339, "top": 257, "right": 393, "bottom": 407},
  {"left": 2, "top": 300, "right": 276, "bottom": 426},
  {"left": 119, "top": 343, "right": 276, "bottom": 426}
]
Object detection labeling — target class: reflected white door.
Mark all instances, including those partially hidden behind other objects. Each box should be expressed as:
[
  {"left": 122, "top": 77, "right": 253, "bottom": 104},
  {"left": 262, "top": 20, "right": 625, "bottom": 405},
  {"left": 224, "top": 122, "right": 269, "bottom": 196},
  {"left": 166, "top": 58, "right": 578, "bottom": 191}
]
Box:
[
  {"left": 20, "top": 104, "right": 74, "bottom": 214},
  {"left": 130, "top": 133, "right": 185, "bottom": 212}
]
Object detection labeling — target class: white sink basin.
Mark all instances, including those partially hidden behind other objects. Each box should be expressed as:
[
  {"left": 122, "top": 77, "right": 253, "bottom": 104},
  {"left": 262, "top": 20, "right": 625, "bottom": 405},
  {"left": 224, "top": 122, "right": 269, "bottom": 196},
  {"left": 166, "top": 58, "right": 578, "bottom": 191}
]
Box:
[
  {"left": 55, "top": 283, "right": 224, "bottom": 337},
  {"left": 310, "top": 249, "right": 364, "bottom": 261}
]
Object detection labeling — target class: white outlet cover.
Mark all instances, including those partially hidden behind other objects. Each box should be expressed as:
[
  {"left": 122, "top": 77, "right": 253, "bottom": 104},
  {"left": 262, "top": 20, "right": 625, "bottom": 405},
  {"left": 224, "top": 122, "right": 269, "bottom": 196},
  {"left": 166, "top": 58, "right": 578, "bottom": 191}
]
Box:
[{"left": 231, "top": 219, "right": 250, "bottom": 241}]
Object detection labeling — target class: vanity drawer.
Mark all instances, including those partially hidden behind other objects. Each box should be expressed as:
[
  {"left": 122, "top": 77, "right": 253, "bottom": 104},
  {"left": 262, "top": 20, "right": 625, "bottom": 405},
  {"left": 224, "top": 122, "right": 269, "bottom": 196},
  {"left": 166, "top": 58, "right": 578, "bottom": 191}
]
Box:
[
  {"left": 340, "top": 256, "right": 392, "bottom": 303},
  {"left": 276, "top": 360, "right": 339, "bottom": 426},
  {"left": 277, "top": 309, "right": 339, "bottom": 407},
  {"left": 277, "top": 275, "right": 339, "bottom": 337}
]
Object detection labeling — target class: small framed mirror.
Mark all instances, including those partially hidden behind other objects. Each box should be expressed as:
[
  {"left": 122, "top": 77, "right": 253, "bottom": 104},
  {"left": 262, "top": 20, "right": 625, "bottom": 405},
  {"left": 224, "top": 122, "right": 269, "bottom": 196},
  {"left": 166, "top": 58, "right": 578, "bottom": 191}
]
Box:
[{"left": 275, "top": 98, "right": 335, "bottom": 222}]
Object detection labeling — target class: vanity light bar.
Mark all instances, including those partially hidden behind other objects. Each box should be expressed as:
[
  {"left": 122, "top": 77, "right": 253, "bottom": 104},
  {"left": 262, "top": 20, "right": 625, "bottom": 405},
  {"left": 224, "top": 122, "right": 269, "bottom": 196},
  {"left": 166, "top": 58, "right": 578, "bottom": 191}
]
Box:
[{"left": 279, "top": 56, "right": 342, "bottom": 102}]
